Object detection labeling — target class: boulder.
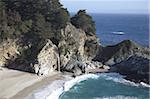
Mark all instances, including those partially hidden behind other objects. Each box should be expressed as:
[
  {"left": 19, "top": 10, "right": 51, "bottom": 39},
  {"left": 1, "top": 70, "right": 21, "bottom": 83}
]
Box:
[{"left": 34, "top": 39, "right": 60, "bottom": 75}]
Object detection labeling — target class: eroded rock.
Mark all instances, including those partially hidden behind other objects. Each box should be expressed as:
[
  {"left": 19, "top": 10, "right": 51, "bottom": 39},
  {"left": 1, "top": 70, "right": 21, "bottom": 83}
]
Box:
[
  {"left": 58, "top": 23, "right": 99, "bottom": 74},
  {"left": 0, "top": 39, "right": 20, "bottom": 67},
  {"left": 34, "top": 39, "right": 60, "bottom": 75},
  {"left": 94, "top": 40, "right": 149, "bottom": 65},
  {"left": 115, "top": 55, "right": 150, "bottom": 84}
]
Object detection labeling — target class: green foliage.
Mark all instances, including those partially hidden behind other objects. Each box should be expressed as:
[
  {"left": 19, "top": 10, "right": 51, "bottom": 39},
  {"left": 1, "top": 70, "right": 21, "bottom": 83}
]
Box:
[
  {"left": 1, "top": 0, "right": 70, "bottom": 43},
  {"left": 48, "top": 0, "right": 62, "bottom": 10},
  {"left": 32, "top": 14, "right": 52, "bottom": 39},
  {"left": 71, "top": 10, "right": 96, "bottom": 35},
  {"left": 0, "top": 0, "right": 5, "bottom": 17}
]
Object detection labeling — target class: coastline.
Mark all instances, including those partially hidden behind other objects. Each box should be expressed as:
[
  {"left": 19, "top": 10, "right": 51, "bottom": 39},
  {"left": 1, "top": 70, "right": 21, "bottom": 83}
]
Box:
[
  {"left": 0, "top": 68, "right": 149, "bottom": 99},
  {"left": 47, "top": 73, "right": 150, "bottom": 99},
  {"left": 0, "top": 67, "right": 63, "bottom": 99}
]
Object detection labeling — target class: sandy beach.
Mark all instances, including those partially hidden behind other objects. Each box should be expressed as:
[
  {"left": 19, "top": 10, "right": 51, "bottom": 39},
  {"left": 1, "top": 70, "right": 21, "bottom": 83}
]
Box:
[{"left": 0, "top": 67, "right": 64, "bottom": 99}]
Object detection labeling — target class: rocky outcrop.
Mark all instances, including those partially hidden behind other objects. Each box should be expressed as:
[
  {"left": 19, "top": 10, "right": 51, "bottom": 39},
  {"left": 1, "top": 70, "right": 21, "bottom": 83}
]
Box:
[
  {"left": 0, "top": 39, "right": 20, "bottom": 68},
  {"left": 115, "top": 55, "right": 150, "bottom": 84},
  {"left": 34, "top": 40, "right": 60, "bottom": 75},
  {"left": 93, "top": 40, "right": 149, "bottom": 65},
  {"left": 94, "top": 40, "right": 150, "bottom": 84},
  {"left": 4, "top": 39, "right": 60, "bottom": 75},
  {"left": 1, "top": 23, "right": 101, "bottom": 76},
  {"left": 58, "top": 23, "right": 100, "bottom": 75}
]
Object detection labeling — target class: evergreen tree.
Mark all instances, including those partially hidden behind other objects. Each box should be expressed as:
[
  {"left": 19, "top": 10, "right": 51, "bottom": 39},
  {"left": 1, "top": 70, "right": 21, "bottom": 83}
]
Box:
[{"left": 71, "top": 10, "right": 96, "bottom": 35}]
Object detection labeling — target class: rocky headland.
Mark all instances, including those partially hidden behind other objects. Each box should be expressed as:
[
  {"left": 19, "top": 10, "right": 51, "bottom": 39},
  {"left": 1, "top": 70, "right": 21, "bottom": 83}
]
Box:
[
  {"left": 0, "top": 0, "right": 149, "bottom": 98},
  {"left": 94, "top": 40, "right": 150, "bottom": 84}
]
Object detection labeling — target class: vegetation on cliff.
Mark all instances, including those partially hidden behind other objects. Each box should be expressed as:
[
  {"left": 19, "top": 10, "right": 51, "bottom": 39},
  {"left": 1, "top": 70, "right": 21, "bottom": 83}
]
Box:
[
  {"left": 71, "top": 10, "right": 96, "bottom": 36},
  {"left": 0, "top": 0, "right": 96, "bottom": 44},
  {"left": 0, "top": 0, "right": 99, "bottom": 74}
]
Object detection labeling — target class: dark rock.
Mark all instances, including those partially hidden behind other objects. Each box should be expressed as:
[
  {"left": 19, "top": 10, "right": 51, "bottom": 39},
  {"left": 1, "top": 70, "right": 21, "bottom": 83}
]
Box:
[
  {"left": 115, "top": 55, "right": 150, "bottom": 84},
  {"left": 93, "top": 40, "right": 149, "bottom": 65}
]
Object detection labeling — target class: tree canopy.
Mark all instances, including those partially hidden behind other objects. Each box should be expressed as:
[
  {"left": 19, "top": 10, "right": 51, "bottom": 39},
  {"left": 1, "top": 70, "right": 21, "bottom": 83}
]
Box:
[
  {"left": 71, "top": 10, "right": 96, "bottom": 35},
  {"left": 0, "top": 0, "right": 95, "bottom": 43}
]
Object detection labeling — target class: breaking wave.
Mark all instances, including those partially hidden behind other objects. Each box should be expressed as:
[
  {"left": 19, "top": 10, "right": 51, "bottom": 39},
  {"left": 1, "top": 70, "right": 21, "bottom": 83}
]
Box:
[
  {"left": 32, "top": 73, "right": 149, "bottom": 99},
  {"left": 47, "top": 74, "right": 99, "bottom": 99}
]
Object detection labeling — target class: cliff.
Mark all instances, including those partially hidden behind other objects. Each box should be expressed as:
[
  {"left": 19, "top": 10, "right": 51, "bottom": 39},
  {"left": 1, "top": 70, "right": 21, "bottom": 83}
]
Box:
[
  {"left": 94, "top": 40, "right": 150, "bottom": 84},
  {"left": 0, "top": 0, "right": 149, "bottom": 84},
  {"left": 0, "top": 39, "right": 20, "bottom": 68},
  {"left": 0, "top": 23, "right": 104, "bottom": 76},
  {"left": 94, "top": 40, "right": 149, "bottom": 65}
]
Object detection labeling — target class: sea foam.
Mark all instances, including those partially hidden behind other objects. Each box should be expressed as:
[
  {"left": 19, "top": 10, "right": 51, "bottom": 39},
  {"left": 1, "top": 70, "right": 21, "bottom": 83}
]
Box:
[
  {"left": 94, "top": 95, "right": 138, "bottom": 99},
  {"left": 47, "top": 74, "right": 99, "bottom": 99},
  {"left": 32, "top": 73, "right": 149, "bottom": 99},
  {"left": 98, "top": 73, "right": 150, "bottom": 88}
]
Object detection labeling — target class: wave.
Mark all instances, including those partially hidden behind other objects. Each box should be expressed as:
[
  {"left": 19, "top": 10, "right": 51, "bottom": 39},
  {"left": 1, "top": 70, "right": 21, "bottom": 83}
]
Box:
[
  {"left": 63, "top": 74, "right": 99, "bottom": 91},
  {"left": 32, "top": 73, "right": 149, "bottom": 99},
  {"left": 98, "top": 73, "right": 140, "bottom": 87},
  {"left": 94, "top": 95, "right": 138, "bottom": 99},
  {"left": 26, "top": 80, "right": 67, "bottom": 99},
  {"left": 97, "top": 73, "right": 150, "bottom": 88},
  {"left": 47, "top": 74, "right": 99, "bottom": 99},
  {"left": 140, "top": 82, "right": 150, "bottom": 88}
]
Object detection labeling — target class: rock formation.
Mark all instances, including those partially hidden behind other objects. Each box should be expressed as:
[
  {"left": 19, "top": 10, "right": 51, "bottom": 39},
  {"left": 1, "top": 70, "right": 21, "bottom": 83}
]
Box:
[
  {"left": 0, "top": 39, "right": 20, "bottom": 68},
  {"left": 94, "top": 40, "right": 150, "bottom": 84},
  {"left": 5, "top": 39, "right": 60, "bottom": 75},
  {"left": 0, "top": 23, "right": 104, "bottom": 76},
  {"left": 115, "top": 55, "right": 149, "bottom": 84},
  {"left": 58, "top": 23, "right": 100, "bottom": 75},
  {"left": 94, "top": 40, "right": 149, "bottom": 65},
  {"left": 34, "top": 39, "right": 60, "bottom": 75}
]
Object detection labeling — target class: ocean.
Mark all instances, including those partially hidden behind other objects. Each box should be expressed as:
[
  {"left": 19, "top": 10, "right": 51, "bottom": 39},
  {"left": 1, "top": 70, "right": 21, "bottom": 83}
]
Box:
[
  {"left": 29, "top": 14, "right": 149, "bottom": 99},
  {"left": 58, "top": 14, "right": 149, "bottom": 99},
  {"left": 60, "top": 73, "right": 149, "bottom": 99},
  {"left": 93, "top": 14, "right": 149, "bottom": 47}
]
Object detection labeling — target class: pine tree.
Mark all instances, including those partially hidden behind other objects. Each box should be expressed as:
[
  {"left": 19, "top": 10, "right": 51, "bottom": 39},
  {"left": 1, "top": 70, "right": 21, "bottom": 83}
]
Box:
[{"left": 71, "top": 10, "right": 96, "bottom": 35}]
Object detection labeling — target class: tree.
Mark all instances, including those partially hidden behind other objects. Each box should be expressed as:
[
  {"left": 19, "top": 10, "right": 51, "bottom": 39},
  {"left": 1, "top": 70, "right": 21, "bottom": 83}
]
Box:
[
  {"left": 32, "top": 14, "right": 52, "bottom": 39},
  {"left": 71, "top": 10, "right": 96, "bottom": 35},
  {"left": 48, "top": 0, "right": 62, "bottom": 11}
]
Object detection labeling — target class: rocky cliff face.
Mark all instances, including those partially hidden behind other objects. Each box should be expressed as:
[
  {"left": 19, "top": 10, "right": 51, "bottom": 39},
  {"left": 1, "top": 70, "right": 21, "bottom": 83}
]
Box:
[
  {"left": 0, "top": 39, "right": 20, "bottom": 68},
  {"left": 115, "top": 55, "right": 150, "bottom": 84},
  {"left": 58, "top": 23, "right": 100, "bottom": 75},
  {"left": 94, "top": 40, "right": 150, "bottom": 84},
  {"left": 1, "top": 23, "right": 102, "bottom": 75},
  {"left": 34, "top": 40, "right": 60, "bottom": 75},
  {"left": 94, "top": 40, "right": 149, "bottom": 65}
]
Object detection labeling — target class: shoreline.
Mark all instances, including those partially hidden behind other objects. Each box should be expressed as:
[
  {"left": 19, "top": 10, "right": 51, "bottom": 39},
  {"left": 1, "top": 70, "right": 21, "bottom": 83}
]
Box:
[
  {"left": 0, "top": 68, "right": 149, "bottom": 99},
  {"left": 0, "top": 68, "right": 64, "bottom": 99},
  {"left": 47, "top": 73, "right": 150, "bottom": 99},
  {"left": 11, "top": 73, "right": 64, "bottom": 99}
]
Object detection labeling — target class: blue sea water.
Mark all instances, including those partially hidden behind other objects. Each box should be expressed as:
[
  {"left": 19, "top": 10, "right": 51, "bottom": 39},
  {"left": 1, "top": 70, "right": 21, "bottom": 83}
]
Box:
[
  {"left": 92, "top": 14, "right": 149, "bottom": 47},
  {"left": 60, "top": 73, "right": 149, "bottom": 99},
  {"left": 59, "top": 14, "right": 149, "bottom": 99}
]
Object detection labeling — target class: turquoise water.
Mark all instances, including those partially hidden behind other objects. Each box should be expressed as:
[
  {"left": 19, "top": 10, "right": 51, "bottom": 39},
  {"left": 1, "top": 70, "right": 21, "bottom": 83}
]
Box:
[
  {"left": 60, "top": 73, "right": 149, "bottom": 99},
  {"left": 58, "top": 14, "right": 150, "bottom": 99}
]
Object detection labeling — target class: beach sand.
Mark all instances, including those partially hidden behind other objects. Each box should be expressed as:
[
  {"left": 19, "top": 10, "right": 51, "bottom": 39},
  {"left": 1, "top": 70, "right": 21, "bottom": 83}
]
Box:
[{"left": 0, "top": 67, "right": 63, "bottom": 99}]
